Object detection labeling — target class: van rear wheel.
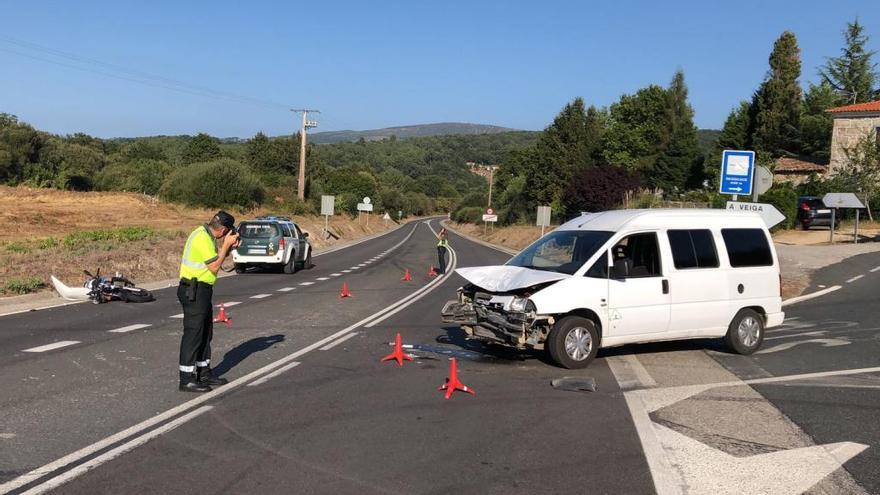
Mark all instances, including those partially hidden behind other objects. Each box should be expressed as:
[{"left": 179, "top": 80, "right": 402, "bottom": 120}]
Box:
[
  {"left": 725, "top": 309, "right": 764, "bottom": 355},
  {"left": 547, "top": 316, "right": 599, "bottom": 369}
]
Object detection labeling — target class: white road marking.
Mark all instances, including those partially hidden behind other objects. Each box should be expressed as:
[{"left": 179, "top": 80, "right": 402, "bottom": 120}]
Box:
[
  {"left": 299, "top": 282, "right": 314, "bottom": 286},
  {"left": 330, "top": 273, "right": 341, "bottom": 277},
  {"left": 782, "top": 285, "right": 841, "bottom": 307},
  {"left": 277, "top": 287, "right": 295, "bottom": 292},
  {"left": 351, "top": 266, "right": 360, "bottom": 270},
  {"left": 247, "top": 362, "right": 301, "bottom": 387},
  {"left": 756, "top": 338, "right": 851, "bottom": 354},
  {"left": 170, "top": 313, "right": 184, "bottom": 319},
  {"left": 108, "top": 324, "right": 151, "bottom": 334},
  {"left": 18, "top": 406, "right": 212, "bottom": 495},
  {"left": 610, "top": 354, "right": 657, "bottom": 389},
  {"left": 320, "top": 332, "right": 357, "bottom": 351},
  {"left": 218, "top": 301, "right": 242, "bottom": 307},
  {"left": 846, "top": 274, "right": 864, "bottom": 283},
  {"left": 250, "top": 294, "right": 272, "bottom": 299},
  {"left": 341, "top": 269, "right": 352, "bottom": 273},
  {"left": 0, "top": 220, "right": 443, "bottom": 494},
  {"left": 22, "top": 341, "right": 80, "bottom": 353},
  {"left": 315, "top": 277, "right": 330, "bottom": 281},
  {"left": 358, "top": 263, "right": 368, "bottom": 266},
  {"left": 871, "top": 266, "right": 880, "bottom": 273}
]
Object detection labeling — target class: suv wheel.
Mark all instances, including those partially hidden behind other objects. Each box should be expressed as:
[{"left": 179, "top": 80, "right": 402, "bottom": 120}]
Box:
[
  {"left": 283, "top": 253, "right": 297, "bottom": 274},
  {"left": 234, "top": 263, "right": 247, "bottom": 274},
  {"left": 725, "top": 309, "right": 764, "bottom": 355},
  {"left": 547, "top": 316, "right": 600, "bottom": 369}
]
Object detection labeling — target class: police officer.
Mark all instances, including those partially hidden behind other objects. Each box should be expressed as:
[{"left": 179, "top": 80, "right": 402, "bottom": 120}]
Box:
[
  {"left": 435, "top": 227, "right": 449, "bottom": 274},
  {"left": 177, "top": 211, "right": 239, "bottom": 392}
]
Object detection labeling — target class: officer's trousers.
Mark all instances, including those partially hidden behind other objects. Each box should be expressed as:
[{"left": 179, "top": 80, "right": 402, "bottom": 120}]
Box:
[{"left": 177, "top": 280, "right": 214, "bottom": 374}]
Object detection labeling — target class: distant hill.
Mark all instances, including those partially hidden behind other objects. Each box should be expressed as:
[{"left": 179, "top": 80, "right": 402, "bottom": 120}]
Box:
[{"left": 308, "top": 122, "right": 518, "bottom": 144}]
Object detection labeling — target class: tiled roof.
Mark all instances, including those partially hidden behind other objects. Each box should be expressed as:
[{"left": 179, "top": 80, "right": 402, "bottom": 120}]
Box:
[
  {"left": 827, "top": 100, "right": 880, "bottom": 113},
  {"left": 775, "top": 157, "right": 827, "bottom": 173}
]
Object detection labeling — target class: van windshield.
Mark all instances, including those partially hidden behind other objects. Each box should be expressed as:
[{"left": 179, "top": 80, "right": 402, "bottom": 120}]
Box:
[
  {"left": 507, "top": 230, "right": 613, "bottom": 275},
  {"left": 239, "top": 223, "right": 280, "bottom": 239}
]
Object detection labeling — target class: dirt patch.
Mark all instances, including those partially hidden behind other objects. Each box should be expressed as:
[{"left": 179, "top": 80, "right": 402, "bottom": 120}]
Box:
[{"left": 0, "top": 185, "right": 404, "bottom": 297}]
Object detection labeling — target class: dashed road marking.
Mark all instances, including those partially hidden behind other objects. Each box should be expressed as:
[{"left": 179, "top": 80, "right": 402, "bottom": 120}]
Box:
[
  {"left": 108, "top": 324, "right": 151, "bottom": 334},
  {"left": 23, "top": 341, "right": 80, "bottom": 353},
  {"left": 320, "top": 332, "right": 357, "bottom": 351},
  {"left": 782, "top": 285, "right": 842, "bottom": 307},
  {"left": 277, "top": 287, "right": 295, "bottom": 292},
  {"left": 315, "top": 277, "right": 329, "bottom": 281},
  {"left": 846, "top": 274, "right": 864, "bottom": 283},
  {"left": 250, "top": 294, "right": 272, "bottom": 299},
  {"left": 170, "top": 313, "right": 184, "bottom": 319},
  {"left": 330, "top": 273, "right": 341, "bottom": 277},
  {"left": 351, "top": 266, "right": 361, "bottom": 270},
  {"left": 247, "top": 362, "right": 301, "bottom": 387},
  {"left": 871, "top": 266, "right": 880, "bottom": 273},
  {"left": 341, "top": 269, "right": 352, "bottom": 273},
  {"left": 218, "top": 301, "right": 242, "bottom": 307},
  {"left": 358, "top": 263, "right": 368, "bottom": 266},
  {"left": 299, "top": 282, "right": 314, "bottom": 286}
]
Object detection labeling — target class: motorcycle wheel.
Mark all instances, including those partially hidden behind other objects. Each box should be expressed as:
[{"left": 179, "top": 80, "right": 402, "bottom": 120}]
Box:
[{"left": 119, "top": 288, "right": 155, "bottom": 303}]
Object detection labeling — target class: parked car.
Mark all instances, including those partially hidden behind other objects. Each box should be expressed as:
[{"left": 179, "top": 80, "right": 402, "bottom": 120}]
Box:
[
  {"left": 232, "top": 216, "right": 312, "bottom": 273},
  {"left": 796, "top": 196, "right": 836, "bottom": 230},
  {"left": 441, "top": 209, "right": 784, "bottom": 369}
]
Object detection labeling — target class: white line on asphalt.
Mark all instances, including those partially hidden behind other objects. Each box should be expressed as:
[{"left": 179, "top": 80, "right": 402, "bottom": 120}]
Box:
[
  {"left": 782, "top": 285, "right": 841, "bottom": 307},
  {"left": 0, "top": 221, "right": 439, "bottom": 495},
  {"left": 341, "top": 269, "right": 352, "bottom": 273},
  {"left": 871, "top": 266, "right": 880, "bottom": 273},
  {"left": 846, "top": 274, "right": 864, "bottom": 283},
  {"left": 170, "top": 313, "right": 184, "bottom": 319},
  {"left": 22, "top": 341, "right": 81, "bottom": 353},
  {"left": 358, "top": 263, "right": 367, "bottom": 266},
  {"left": 18, "top": 406, "right": 213, "bottom": 495},
  {"left": 330, "top": 273, "right": 341, "bottom": 277},
  {"left": 351, "top": 266, "right": 360, "bottom": 270},
  {"left": 250, "top": 294, "right": 272, "bottom": 299},
  {"left": 298, "top": 282, "right": 314, "bottom": 286},
  {"left": 277, "top": 287, "right": 295, "bottom": 292},
  {"left": 315, "top": 277, "right": 329, "bottom": 281},
  {"left": 108, "top": 324, "right": 151, "bottom": 334},
  {"left": 218, "top": 301, "right": 242, "bottom": 307},
  {"left": 612, "top": 354, "right": 657, "bottom": 389},
  {"left": 247, "top": 362, "right": 301, "bottom": 387},
  {"left": 320, "top": 333, "right": 357, "bottom": 351}
]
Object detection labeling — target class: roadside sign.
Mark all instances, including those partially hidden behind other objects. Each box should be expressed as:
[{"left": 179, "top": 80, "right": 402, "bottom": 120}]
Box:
[
  {"left": 320, "top": 195, "right": 335, "bottom": 216},
  {"left": 482, "top": 214, "right": 498, "bottom": 222},
  {"left": 536, "top": 206, "right": 551, "bottom": 227},
  {"left": 357, "top": 202, "right": 374, "bottom": 212},
  {"left": 486, "top": 207, "right": 494, "bottom": 215},
  {"left": 754, "top": 166, "right": 773, "bottom": 196},
  {"left": 719, "top": 150, "right": 755, "bottom": 196},
  {"left": 397, "top": 210, "right": 403, "bottom": 219},
  {"left": 822, "top": 193, "right": 864, "bottom": 209},
  {"left": 726, "top": 201, "right": 785, "bottom": 228},
  {"left": 383, "top": 212, "right": 391, "bottom": 220},
  {"left": 363, "top": 196, "right": 371, "bottom": 204}
]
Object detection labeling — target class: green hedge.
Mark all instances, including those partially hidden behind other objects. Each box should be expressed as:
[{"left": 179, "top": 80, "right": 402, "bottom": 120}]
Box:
[
  {"left": 759, "top": 183, "right": 798, "bottom": 230},
  {"left": 159, "top": 158, "right": 265, "bottom": 208}
]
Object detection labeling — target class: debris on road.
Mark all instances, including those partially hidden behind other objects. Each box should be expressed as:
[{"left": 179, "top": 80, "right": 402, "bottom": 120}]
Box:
[{"left": 551, "top": 376, "right": 597, "bottom": 393}]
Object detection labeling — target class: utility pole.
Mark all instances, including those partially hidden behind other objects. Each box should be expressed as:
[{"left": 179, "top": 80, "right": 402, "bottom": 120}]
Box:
[
  {"left": 485, "top": 164, "right": 500, "bottom": 208},
  {"left": 291, "top": 109, "right": 319, "bottom": 200}
]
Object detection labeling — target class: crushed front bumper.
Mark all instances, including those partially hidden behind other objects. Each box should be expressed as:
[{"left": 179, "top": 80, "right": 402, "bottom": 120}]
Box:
[{"left": 441, "top": 300, "right": 537, "bottom": 347}]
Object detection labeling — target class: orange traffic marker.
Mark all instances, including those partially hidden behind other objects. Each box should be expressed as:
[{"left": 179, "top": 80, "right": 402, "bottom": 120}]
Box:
[
  {"left": 401, "top": 269, "right": 412, "bottom": 282},
  {"left": 213, "top": 303, "right": 232, "bottom": 326},
  {"left": 381, "top": 333, "right": 413, "bottom": 367},
  {"left": 438, "top": 358, "right": 474, "bottom": 399},
  {"left": 427, "top": 265, "right": 438, "bottom": 278},
  {"left": 338, "top": 281, "right": 353, "bottom": 299}
]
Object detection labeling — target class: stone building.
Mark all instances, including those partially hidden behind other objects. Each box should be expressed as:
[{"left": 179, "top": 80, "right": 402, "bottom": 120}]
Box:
[
  {"left": 773, "top": 157, "right": 828, "bottom": 185},
  {"left": 828, "top": 100, "right": 880, "bottom": 174}
]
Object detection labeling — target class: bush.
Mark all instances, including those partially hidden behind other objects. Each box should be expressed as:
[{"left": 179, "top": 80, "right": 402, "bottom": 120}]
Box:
[
  {"left": 758, "top": 183, "right": 798, "bottom": 230},
  {"left": 62, "top": 227, "right": 156, "bottom": 248},
  {"left": 563, "top": 165, "right": 640, "bottom": 213},
  {"left": 3, "top": 277, "right": 45, "bottom": 295},
  {"left": 453, "top": 206, "right": 484, "bottom": 223},
  {"left": 159, "top": 158, "right": 265, "bottom": 208},
  {"left": 95, "top": 159, "right": 171, "bottom": 195}
]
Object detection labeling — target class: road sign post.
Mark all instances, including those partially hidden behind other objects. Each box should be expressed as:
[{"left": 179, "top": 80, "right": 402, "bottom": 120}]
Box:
[
  {"left": 720, "top": 150, "right": 756, "bottom": 199},
  {"left": 822, "top": 193, "right": 866, "bottom": 244},
  {"left": 482, "top": 207, "right": 497, "bottom": 235}
]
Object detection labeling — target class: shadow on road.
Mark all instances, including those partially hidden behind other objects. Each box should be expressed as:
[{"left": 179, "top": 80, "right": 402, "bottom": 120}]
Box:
[{"left": 212, "top": 334, "right": 285, "bottom": 377}]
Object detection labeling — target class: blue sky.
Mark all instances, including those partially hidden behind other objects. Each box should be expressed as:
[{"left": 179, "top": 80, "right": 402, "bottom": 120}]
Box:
[{"left": 1, "top": 1, "right": 878, "bottom": 138}]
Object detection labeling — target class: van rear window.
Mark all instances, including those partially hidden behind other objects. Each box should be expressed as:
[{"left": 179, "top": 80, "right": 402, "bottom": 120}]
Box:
[
  {"left": 667, "top": 230, "right": 719, "bottom": 269},
  {"left": 721, "top": 228, "right": 773, "bottom": 267},
  {"left": 240, "top": 223, "right": 280, "bottom": 238}
]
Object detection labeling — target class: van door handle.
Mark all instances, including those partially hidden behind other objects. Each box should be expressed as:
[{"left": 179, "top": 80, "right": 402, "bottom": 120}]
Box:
[{"left": 662, "top": 279, "right": 669, "bottom": 294}]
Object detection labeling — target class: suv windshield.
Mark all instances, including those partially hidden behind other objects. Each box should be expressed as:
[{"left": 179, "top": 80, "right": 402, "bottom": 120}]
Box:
[
  {"left": 239, "top": 222, "right": 281, "bottom": 238},
  {"left": 507, "top": 230, "right": 613, "bottom": 275}
]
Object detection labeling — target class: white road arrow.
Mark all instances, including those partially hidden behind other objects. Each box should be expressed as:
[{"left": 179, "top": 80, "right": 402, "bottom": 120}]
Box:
[{"left": 757, "top": 338, "right": 851, "bottom": 354}]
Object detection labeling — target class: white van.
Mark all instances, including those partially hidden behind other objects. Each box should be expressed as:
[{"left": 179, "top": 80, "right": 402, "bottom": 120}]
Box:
[{"left": 441, "top": 209, "right": 784, "bottom": 368}]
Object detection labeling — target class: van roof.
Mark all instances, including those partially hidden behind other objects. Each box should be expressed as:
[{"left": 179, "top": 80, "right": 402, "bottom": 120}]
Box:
[{"left": 557, "top": 209, "right": 767, "bottom": 232}]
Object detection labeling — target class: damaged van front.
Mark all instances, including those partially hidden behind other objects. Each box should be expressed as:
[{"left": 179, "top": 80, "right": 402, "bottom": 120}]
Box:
[{"left": 442, "top": 228, "right": 613, "bottom": 368}]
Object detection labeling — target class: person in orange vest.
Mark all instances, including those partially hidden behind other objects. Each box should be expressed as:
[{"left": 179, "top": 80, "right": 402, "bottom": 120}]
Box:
[
  {"left": 435, "top": 227, "right": 449, "bottom": 274},
  {"left": 177, "top": 211, "right": 239, "bottom": 392}
]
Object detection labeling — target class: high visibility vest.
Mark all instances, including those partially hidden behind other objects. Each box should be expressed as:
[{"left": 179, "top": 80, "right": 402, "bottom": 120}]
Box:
[
  {"left": 179, "top": 225, "right": 219, "bottom": 285},
  {"left": 437, "top": 237, "right": 449, "bottom": 248}
]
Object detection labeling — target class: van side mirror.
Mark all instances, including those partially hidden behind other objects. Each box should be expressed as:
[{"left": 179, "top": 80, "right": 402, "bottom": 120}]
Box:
[{"left": 611, "top": 259, "right": 629, "bottom": 279}]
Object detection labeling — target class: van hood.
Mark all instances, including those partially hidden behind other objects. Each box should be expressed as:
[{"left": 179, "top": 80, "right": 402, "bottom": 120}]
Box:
[{"left": 455, "top": 265, "right": 570, "bottom": 292}]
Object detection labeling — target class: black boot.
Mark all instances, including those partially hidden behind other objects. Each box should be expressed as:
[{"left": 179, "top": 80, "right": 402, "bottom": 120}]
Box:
[
  {"left": 179, "top": 372, "right": 211, "bottom": 393},
  {"left": 197, "top": 367, "right": 228, "bottom": 386}
]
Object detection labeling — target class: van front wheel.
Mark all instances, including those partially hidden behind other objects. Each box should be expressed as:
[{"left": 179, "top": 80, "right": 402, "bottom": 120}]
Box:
[
  {"left": 725, "top": 309, "right": 764, "bottom": 355},
  {"left": 547, "top": 316, "right": 599, "bottom": 369}
]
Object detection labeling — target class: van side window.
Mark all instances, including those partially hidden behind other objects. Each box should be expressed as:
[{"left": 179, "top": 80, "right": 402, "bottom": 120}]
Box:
[
  {"left": 585, "top": 252, "right": 608, "bottom": 278},
  {"left": 721, "top": 228, "right": 773, "bottom": 267},
  {"left": 667, "top": 229, "right": 719, "bottom": 269},
  {"left": 610, "top": 233, "right": 662, "bottom": 278}
]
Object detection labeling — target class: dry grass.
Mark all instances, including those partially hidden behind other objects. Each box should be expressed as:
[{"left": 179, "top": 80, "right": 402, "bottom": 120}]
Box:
[{"left": 0, "top": 186, "right": 402, "bottom": 296}]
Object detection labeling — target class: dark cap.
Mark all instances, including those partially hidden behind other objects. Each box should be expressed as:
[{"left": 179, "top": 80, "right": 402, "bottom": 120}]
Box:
[{"left": 214, "top": 210, "right": 235, "bottom": 229}]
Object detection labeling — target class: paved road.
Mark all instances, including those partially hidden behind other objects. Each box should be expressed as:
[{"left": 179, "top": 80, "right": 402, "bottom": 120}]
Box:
[{"left": 1, "top": 219, "right": 878, "bottom": 494}]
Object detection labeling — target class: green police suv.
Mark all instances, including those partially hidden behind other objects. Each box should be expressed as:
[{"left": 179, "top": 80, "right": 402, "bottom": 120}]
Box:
[{"left": 231, "top": 216, "right": 312, "bottom": 273}]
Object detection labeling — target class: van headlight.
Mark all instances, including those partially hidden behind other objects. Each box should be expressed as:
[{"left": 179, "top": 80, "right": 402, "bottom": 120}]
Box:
[{"left": 509, "top": 297, "right": 529, "bottom": 312}]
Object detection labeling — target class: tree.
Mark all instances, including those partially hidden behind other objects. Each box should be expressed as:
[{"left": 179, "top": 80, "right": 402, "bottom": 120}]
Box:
[
  {"left": 603, "top": 85, "right": 669, "bottom": 172},
  {"left": 820, "top": 19, "right": 878, "bottom": 103},
  {"left": 563, "top": 166, "right": 640, "bottom": 213},
  {"left": 653, "top": 70, "right": 704, "bottom": 192},
  {"left": 754, "top": 31, "right": 803, "bottom": 157},
  {"left": 800, "top": 81, "right": 842, "bottom": 163},
  {"left": 181, "top": 133, "right": 221, "bottom": 164}
]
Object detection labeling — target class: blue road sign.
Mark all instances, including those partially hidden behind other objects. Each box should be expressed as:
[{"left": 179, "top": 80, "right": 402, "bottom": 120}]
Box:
[{"left": 719, "top": 150, "right": 755, "bottom": 195}]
